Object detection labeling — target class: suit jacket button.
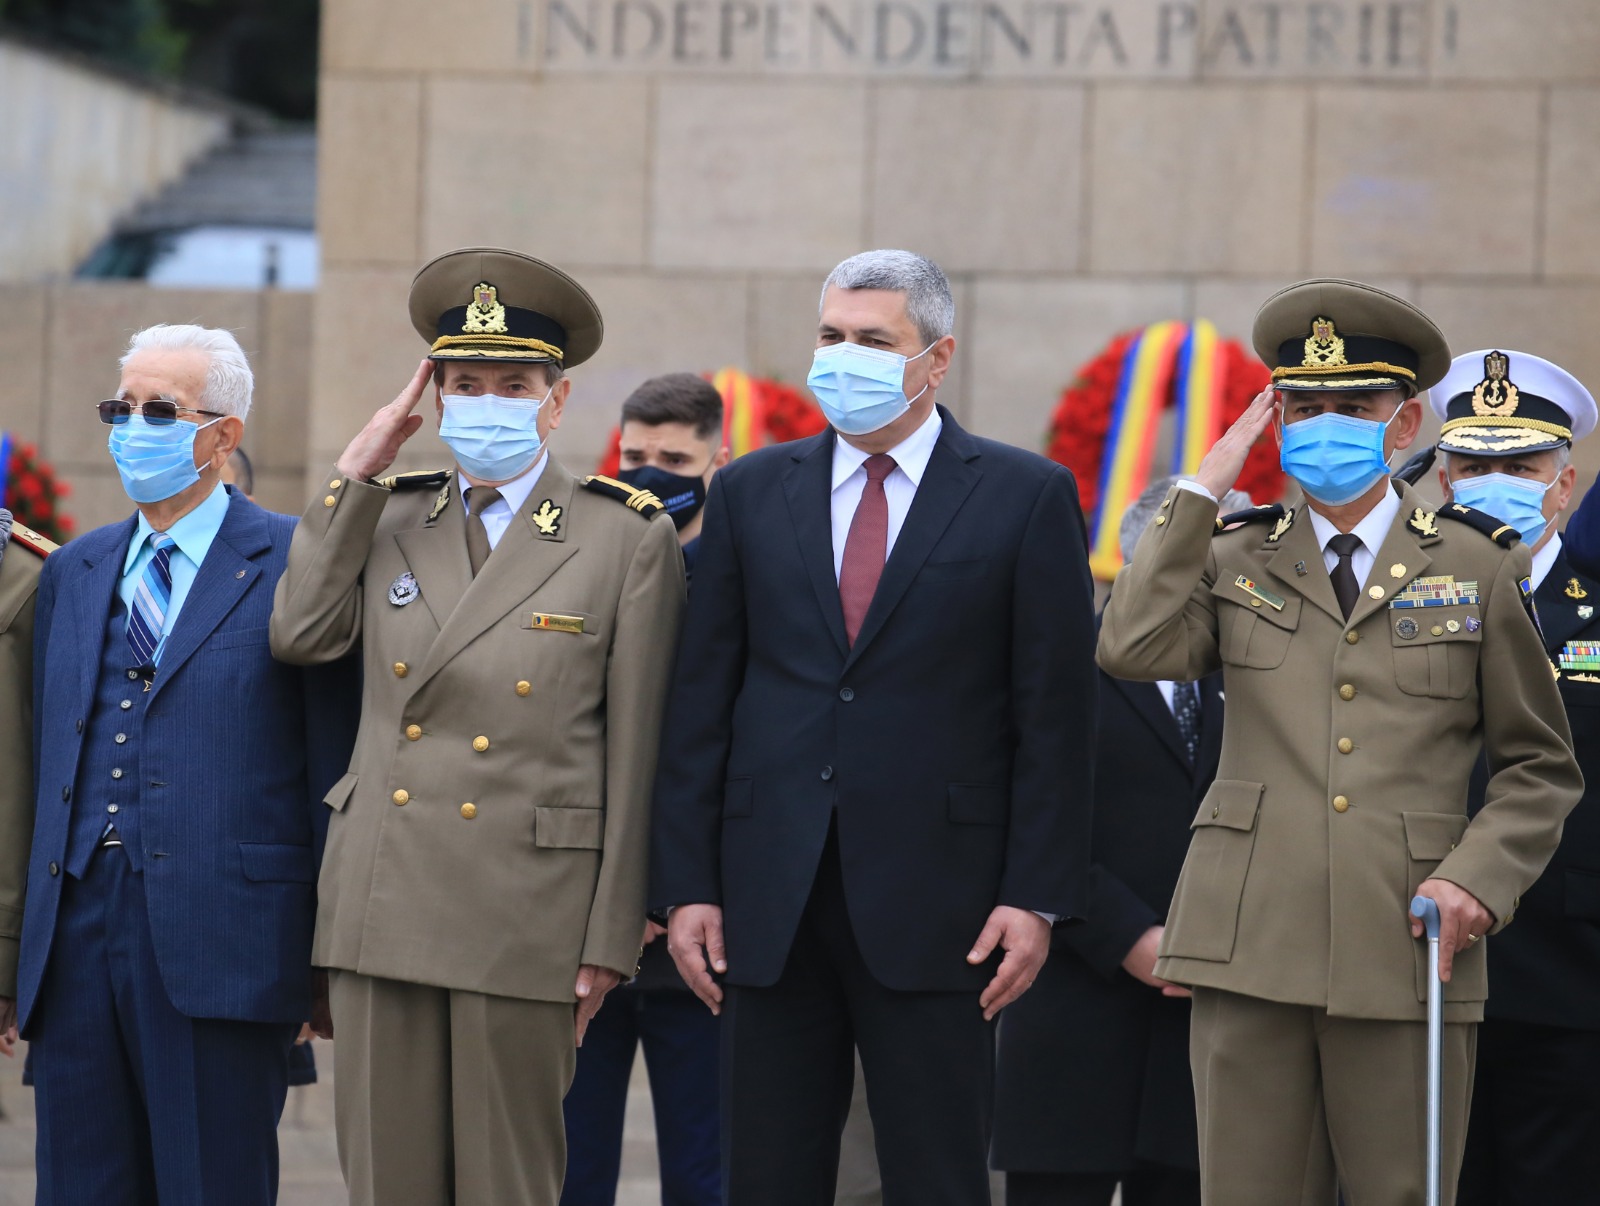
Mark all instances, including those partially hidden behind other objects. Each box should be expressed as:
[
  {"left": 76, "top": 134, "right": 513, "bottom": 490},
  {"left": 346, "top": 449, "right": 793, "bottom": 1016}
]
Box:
[
  {"left": 1337, "top": 738, "right": 1354, "bottom": 754},
  {"left": 61, "top": 787, "right": 70, "bottom": 803},
  {"left": 1332, "top": 795, "right": 1350, "bottom": 813},
  {"left": 392, "top": 789, "right": 410, "bottom": 806},
  {"left": 75, "top": 718, "right": 83, "bottom": 733},
  {"left": 839, "top": 688, "right": 855, "bottom": 702},
  {"left": 49, "top": 862, "right": 59, "bottom": 876},
  {"left": 460, "top": 802, "right": 478, "bottom": 819},
  {"left": 1339, "top": 684, "right": 1356, "bottom": 701},
  {"left": 1346, "top": 631, "right": 1359, "bottom": 645},
  {"left": 394, "top": 662, "right": 409, "bottom": 678},
  {"left": 473, "top": 736, "right": 490, "bottom": 752},
  {"left": 821, "top": 766, "right": 834, "bottom": 781},
  {"left": 515, "top": 680, "right": 532, "bottom": 696},
  {"left": 405, "top": 725, "right": 422, "bottom": 741}
]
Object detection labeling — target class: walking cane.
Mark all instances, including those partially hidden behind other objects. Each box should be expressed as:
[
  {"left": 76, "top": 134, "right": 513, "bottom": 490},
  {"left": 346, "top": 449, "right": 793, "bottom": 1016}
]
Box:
[{"left": 1410, "top": 895, "right": 1444, "bottom": 1206}]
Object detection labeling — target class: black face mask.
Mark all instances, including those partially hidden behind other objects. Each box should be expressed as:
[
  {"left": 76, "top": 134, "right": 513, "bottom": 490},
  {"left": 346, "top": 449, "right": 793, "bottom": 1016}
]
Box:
[{"left": 616, "top": 464, "right": 709, "bottom": 531}]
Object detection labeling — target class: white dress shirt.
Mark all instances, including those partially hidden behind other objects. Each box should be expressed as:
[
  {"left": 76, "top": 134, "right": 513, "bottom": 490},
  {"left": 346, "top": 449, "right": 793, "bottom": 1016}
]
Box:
[
  {"left": 462, "top": 451, "right": 547, "bottom": 551},
  {"left": 1530, "top": 533, "right": 1562, "bottom": 593},
  {"left": 830, "top": 408, "right": 943, "bottom": 582},
  {"left": 1305, "top": 485, "right": 1402, "bottom": 589}
]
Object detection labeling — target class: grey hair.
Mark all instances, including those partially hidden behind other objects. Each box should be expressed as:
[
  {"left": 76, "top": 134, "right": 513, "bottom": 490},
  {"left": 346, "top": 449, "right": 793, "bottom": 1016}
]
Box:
[
  {"left": 1118, "top": 476, "right": 1254, "bottom": 562},
  {"left": 121, "top": 324, "right": 254, "bottom": 421},
  {"left": 820, "top": 250, "right": 955, "bottom": 348},
  {"left": 1439, "top": 444, "right": 1571, "bottom": 473}
]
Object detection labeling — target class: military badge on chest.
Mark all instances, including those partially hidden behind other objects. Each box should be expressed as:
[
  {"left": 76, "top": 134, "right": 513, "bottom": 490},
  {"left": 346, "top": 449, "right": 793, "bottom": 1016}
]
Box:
[
  {"left": 1558, "top": 641, "right": 1600, "bottom": 683},
  {"left": 388, "top": 571, "right": 420, "bottom": 606}
]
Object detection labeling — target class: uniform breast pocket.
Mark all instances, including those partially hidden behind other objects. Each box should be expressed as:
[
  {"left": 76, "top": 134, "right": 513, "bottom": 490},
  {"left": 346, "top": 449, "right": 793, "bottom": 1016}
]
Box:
[
  {"left": 1390, "top": 605, "right": 1481, "bottom": 699},
  {"left": 1211, "top": 576, "right": 1301, "bottom": 670}
]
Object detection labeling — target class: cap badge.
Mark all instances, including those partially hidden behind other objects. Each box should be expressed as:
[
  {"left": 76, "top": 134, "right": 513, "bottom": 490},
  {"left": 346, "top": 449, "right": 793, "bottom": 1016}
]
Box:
[
  {"left": 1471, "top": 350, "right": 1520, "bottom": 417},
  {"left": 532, "top": 499, "right": 563, "bottom": 537},
  {"left": 1566, "top": 577, "right": 1589, "bottom": 600},
  {"left": 388, "top": 571, "right": 420, "bottom": 607},
  {"left": 462, "top": 282, "right": 509, "bottom": 335},
  {"left": 1302, "top": 317, "right": 1347, "bottom": 369}
]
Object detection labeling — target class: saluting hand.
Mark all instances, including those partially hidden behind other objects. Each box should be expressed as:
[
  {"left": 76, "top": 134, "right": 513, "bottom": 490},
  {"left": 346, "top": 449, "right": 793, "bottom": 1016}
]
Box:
[
  {"left": 969, "top": 906, "right": 1051, "bottom": 1021},
  {"left": 1194, "top": 387, "right": 1278, "bottom": 500},
  {"left": 667, "top": 904, "right": 727, "bottom": 1015},
  {"left": 335, "top": 358, "right": 434, "bottom": 483},
  {"left": 1411, "top": 878, "right": 1494, "bottom": 983}
]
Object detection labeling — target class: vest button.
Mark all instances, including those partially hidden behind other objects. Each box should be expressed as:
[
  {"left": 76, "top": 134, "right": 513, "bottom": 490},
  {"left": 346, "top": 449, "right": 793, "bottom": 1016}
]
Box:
[
  {"left": 473, "top": 736, "right": 490, "bottom": 752},
  {"left": 392, "top": 790, "right": 410, "bottom": 806},
  {"left": 460, "top": 802, "right": 478, "bottom": 819},
  {"left": 1333, "top": 795, "right": 1350, "bottom": 813}
]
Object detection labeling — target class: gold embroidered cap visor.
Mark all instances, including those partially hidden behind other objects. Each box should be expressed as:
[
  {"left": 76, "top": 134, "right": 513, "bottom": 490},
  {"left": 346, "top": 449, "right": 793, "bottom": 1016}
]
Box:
[
  {"left": 1430, "top": 348, "right": 1596, "bottom": 456},
  {"left": 409, "top": 247, "right": 604, "bottom": 368},
  {"left": 1252, "top": 277, "right": 1450, "bottom": 397}
]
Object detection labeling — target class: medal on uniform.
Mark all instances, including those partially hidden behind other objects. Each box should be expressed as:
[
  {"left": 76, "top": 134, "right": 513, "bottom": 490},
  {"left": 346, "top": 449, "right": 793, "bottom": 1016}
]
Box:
[
  {"left": 1389, "top": 575, "right": 1480, "bottom": 608},
  {"left": 1580, "top": 605, "right": 1595, "bottom": 620},
  {"left": 1465, "top": 615, "right": 1481, "bottom": 632},
  {"left": 388, "top": 571, "right": 420, "bottom": 606}
]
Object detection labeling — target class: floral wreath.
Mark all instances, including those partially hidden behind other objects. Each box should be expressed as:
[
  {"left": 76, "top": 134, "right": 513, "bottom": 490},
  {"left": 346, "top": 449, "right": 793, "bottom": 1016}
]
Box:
[
  {"left": 596, "top": 367, "right": 828, "bottom": 476},
  {"left": 1045, "top": 323, "right": 1281, "bottom": 578},
  {"left": 1, "top": 433, "right": 74, "bottom": 543}
]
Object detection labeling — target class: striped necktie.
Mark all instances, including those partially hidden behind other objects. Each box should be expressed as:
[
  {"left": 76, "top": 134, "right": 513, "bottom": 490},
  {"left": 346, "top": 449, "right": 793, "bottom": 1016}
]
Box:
[{"left": 126, "top": 531, "right": 176, "bottom": 666}]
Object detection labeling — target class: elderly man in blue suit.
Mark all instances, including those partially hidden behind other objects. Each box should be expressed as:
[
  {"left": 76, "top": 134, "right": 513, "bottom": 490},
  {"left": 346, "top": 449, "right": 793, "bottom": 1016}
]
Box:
[{"left": 18, "top": 324, "right": 358, "bottom": 1205}]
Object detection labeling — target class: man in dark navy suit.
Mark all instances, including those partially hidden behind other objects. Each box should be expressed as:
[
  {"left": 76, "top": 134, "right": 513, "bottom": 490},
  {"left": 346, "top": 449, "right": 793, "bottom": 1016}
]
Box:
[
  {"left": 1422, "top": 349, "right": 1600, "bottom": 1204},
  {"left": 991, "top": 477, "right": 1245, "bottom": 1206},
  {"left": 650, "top": 249, "right": 1098, "bottom": 1205},
  {"left": 19, "top": 324, "right": 357, "bottom": 1205}
]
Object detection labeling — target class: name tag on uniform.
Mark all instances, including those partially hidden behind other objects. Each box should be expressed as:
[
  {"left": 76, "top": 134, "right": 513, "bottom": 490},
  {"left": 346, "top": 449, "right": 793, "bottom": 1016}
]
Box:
[
  {"left": 523, "top": 612, "right": 586, "bottom": 635},
  {"left": 1234, "top": 575, "right": 1284, "bottom": 611},
  {"left": 1389, "top": 575, "right": 1479, "bottom": 608}
]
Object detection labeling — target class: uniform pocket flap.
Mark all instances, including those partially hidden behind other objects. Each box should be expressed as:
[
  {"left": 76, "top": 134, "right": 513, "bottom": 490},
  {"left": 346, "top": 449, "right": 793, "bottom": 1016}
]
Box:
[
  {"left": 535, "top": 806, "right": 604, "bottom": 850},
  {"left": 239, "top": 842, "right": 316, "bottom": 883},
  {"left": 1210, "top": 574, "right": 1302, "bottom": 630},
  {"left": 1193, "top": 780, "right": 1264, "bottom": 831},
  {"left": 1565, "top": 868, "right": 1600, "bottom": 921},
  {"left": 1403, "top": 811, "right": 1469, "bottom": 860},
  {"left": 949, "top": 783, "right": 1009, "bottom": 825},
  {"left": 323, "top": 771, "right": 358, "bottom": 813}
]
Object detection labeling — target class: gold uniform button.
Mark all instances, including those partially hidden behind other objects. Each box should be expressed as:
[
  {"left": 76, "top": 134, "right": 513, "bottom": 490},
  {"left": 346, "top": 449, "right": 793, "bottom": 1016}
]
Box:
[
  {"left": 1211, "top": 805, "right": 1220, "bottom": 818},
  {"left": 1431, "top": 624, "right": 1445, "bottom": 637},
  {"left": 394, "top": 662, "right": 409, "bottom": 678},
  {"left": 330, "top": 478, "right": 343, "bottom": 489},
  {"left": 472, "top": 736, "right": 490, "bottom": 752},
  {"left": 1337, "top": 737, "right": 1354, "bottom": 754},
  {"left": 1368, "top": 585, "right": 1385, "bottom": 601},
  {"left": 324, "top": 495, "right": 336, "bottom": 507},
  {"left": 460, "top": 802, "right": 477, "bottom": 819},
  {"left": 1346, "top": 631, "right": 1360, "bottom": 645},
  {"left": 1250, "top": 598, "right": 1262, "bottom": 608},
  {"left": 515, "top": 680, "right": 532, "bottom": 697},
  {"left": 1154, "top": 515, "right": 1167, "bottom": 526},
  {"left": 1332, "top": 795, "right": 1350, "bottom": 813},
  {"left": 392, "top": 789, "right": 410, "bottom": 806},
  {"left": 1161, "top": 499, "right": 1171, "bottom": 509},
  {"left": 405, "top": 725, "right": 422, "bottom": 741},
  {"left": 1339, "top": 684, "right": 1356, "bottom": 701}
]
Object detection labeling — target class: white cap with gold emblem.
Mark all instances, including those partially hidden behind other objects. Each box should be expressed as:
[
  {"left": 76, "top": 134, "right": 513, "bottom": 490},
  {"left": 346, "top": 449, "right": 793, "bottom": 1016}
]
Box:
[{"left": 1430, "top": 349, "right": 1596, "bottom": 455}]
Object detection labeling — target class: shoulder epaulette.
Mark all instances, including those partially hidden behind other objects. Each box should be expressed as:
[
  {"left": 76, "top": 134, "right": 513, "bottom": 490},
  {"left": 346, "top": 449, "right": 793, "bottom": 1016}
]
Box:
[
  {"left": 582, "top": 474, "right": 666, "bottom": 519},
  {"left": 1438, "top": 502, "right": 1520, "bottom": 549},
  {"left": 9, "top": 522, "right": 57, "bottom": 557},
  {"left": 377, "top": 469, "right": 452, "bottom": 491},
  {"left": 1214, "top": 503, "right": 1284, "bottom": 533}
]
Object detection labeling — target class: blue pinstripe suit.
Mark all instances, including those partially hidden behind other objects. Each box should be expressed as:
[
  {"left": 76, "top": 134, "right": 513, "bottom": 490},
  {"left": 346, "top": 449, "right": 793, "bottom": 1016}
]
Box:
[{"left": 19, "top": 488, "right": 358, "bottom": 1204}]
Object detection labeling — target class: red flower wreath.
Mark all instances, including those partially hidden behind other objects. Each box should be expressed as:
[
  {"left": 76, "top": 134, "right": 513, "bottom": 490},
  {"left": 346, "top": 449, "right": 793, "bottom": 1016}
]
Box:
[
  {"left": 4, "top": 438, "right": 74, "bottom": 543},
  {"left": 595, "top": 370, "right": 828, "bottom": 477},
  {"left": 1046, "top": 330, "right": 1282, "bottom": 520}
]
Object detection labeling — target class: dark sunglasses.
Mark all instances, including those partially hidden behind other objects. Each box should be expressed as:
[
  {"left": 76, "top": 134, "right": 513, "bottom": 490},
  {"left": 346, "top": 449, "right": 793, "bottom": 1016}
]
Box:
[{"left": 97, "top": 398, "right": 226, "bottom": 426}]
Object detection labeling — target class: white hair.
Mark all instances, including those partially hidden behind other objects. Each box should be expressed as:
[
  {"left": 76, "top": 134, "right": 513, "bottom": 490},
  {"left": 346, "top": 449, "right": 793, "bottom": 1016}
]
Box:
[
  {"left": 120, "top": 324, "right": 254, "bottom": 420},
  {"left": 820, "top": 250, "right": 955, "bottom": 348},
  {"left": 1118, "top": 476, "right": 1253, "bottom": 563}
]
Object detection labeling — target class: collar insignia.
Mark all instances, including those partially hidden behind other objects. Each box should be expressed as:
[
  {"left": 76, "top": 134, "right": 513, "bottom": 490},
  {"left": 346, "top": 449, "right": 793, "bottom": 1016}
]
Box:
[
  {"left": 1267, "top": 508, "right": 1295, "bottom": 543},
  {"left": 1303, "top": 317, "right": 1347, "bottom": 368},
  {"left": 1408, "top": 508, "right": 1440, "bottom": 539},
  {"left": 427, "top": 483, "right": 452, "bottom": 523},
  {"left": 1565, "top": 577, "right": 1589, "bottom": 600},
  {"left": 462, "top": 282, "right": 508, "bottom": 335},
  {"left": 532, "top": 499, "right": 563, "bottom": 537}
]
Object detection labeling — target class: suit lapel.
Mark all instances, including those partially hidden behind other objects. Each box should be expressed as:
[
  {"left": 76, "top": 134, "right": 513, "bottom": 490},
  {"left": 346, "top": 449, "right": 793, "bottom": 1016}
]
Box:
[
  {"left": 149, "top": 493, "right": 270, "bottom": 700},
  {"left": 73, "top": 518, "right": 138, "bottom": 708},
  {"left": 409, "top": 462, "right": 579, "bottom": 693},
  {"left": 844, "top": 415, "right": 981, "bottom": 670},
  {"left": 781, "top": 432, "right": 849, "bottom": 660},
  {"left": 394, "top": 503, "right": 471, "bottom": 633},
  {"left": 1537, "top": 550, "right": 1595, "bottom": 655},
  {"left": 1110, "top": 675, "right": 1189, "bottom": 771}
]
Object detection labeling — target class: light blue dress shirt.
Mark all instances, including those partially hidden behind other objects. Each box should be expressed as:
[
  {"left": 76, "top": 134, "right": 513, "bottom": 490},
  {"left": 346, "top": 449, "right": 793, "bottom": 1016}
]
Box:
[{"left": 118, "top": 482, "right": 231, "bottom": 657}]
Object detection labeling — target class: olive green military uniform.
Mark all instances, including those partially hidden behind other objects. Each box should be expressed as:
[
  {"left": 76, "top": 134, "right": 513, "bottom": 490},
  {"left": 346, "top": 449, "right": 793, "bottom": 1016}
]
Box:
[
  {"left": 1099, "top": 480, "right": 1581, "bottom": 1204},
  {"left": 270, "top": 247, "right": 686, "bottom": 1206},
  {"left": 0, "top": 518, "right": 52, "bottom": 999}
]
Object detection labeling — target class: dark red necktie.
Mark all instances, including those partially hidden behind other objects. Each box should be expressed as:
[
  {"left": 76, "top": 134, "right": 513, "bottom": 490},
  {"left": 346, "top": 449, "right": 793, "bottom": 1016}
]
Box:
[{"left": 839, "top": 454, "right": 896, "bottom": 646}]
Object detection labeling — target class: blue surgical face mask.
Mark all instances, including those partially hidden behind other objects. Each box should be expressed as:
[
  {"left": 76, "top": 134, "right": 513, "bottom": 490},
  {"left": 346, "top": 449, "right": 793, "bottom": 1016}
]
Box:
[
  {"left": 108, "top": 414, "right": 221, "bottom": 504},
  {"left": 807, "top": 341, "right": 934, "bottom": 437},
  {"left": 1278, "top": 407, "right": 1401, "bottom": 506},
  {"left": 439, "top": 389, "right": 552, "bottom": 482},
  {"left": 1450, "top": 472, "right": 1558, "bottom": 547}
]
